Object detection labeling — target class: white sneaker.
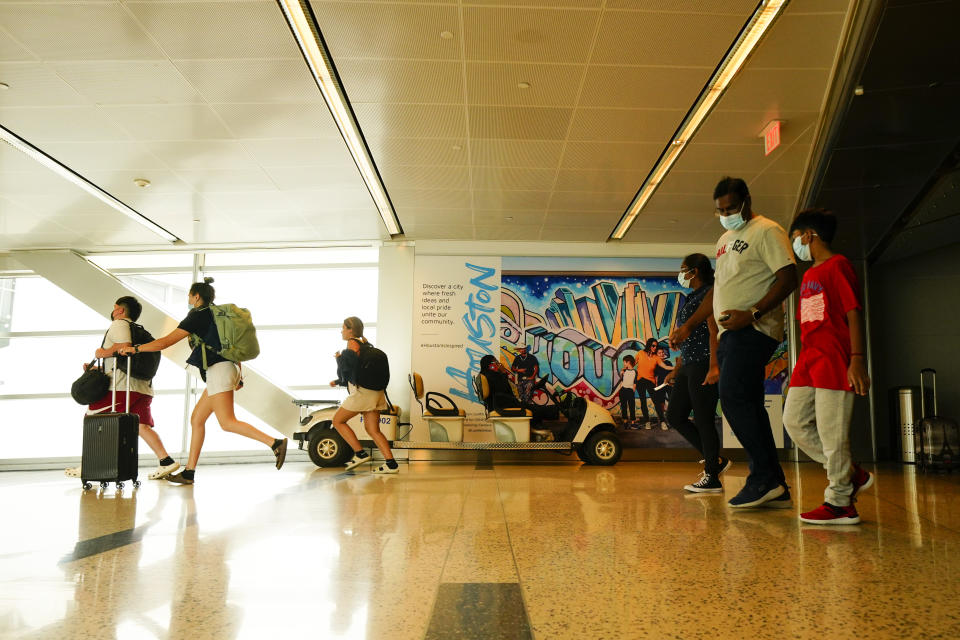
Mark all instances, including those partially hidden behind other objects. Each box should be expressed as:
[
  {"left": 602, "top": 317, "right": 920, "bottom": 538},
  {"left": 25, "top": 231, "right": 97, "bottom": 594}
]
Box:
[
  {"left": 372, "top": 463, "right": 399, "bottom": 474},
  {"left": 64, "top": 466, "right": 81, "bottom": 478},
  {"left": 148, "top": 461, "right": 181, "bottom": 480}
]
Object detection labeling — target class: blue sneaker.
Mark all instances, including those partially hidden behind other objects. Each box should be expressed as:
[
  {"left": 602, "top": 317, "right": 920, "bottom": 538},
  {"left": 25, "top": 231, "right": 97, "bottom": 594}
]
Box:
[
  {"left": 758, "top": 487, "right": 793, "bottom": 509},
  {"left": 728, "top": 482, "right": 785, "bottom": 508}
]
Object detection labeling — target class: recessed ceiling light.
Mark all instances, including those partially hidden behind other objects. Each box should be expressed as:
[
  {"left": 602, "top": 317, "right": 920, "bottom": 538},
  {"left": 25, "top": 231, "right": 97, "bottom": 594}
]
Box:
[
  {"left": 133, "top": 178, "right": 151, "bottom": 188},
  {"left": 451, "top": 144, "right": 462, "bottom": 151},
  {"left": 0, "top": 82, "right": 9, "bottom": 90},
  {"left": 505, "top": 216, "right": 514, "bottom": 221},
  {"left": 440, "top": 31, "right": 454, "bottom": 40},
  {"left": 517, "top": 82, "right": 531, "bottom": 90},
  {"left": 854, "top": 85, "right": 864, "bottom": 96}
]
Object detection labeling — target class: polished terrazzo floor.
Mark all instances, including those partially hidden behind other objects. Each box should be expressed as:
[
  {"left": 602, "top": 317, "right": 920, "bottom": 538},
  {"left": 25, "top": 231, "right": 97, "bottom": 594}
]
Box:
[{"left": 2, "top": 459, "right": 959, "bottom": 639}]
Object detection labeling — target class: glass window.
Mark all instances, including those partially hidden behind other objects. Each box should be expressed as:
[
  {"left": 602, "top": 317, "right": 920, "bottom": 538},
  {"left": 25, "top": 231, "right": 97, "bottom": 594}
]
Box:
[
  {"left": 117, "top": 273, "right": 192, "bottom": 318},
  {"left": 7, "top": 278, "right": 105, "bottom": 332},
  {"left": 198, "top": 268, "right": 377, "bottom": 326}
]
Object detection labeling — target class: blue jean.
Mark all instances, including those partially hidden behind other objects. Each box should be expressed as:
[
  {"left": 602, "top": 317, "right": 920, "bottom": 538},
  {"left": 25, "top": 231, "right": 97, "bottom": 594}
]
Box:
[{"left": 717, "top": 326, "right": 784, "bottom": 489}]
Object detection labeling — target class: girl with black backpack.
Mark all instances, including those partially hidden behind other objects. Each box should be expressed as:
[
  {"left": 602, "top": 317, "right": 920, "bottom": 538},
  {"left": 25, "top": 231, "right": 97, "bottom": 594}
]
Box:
[{"left": 329, "top": 316, "right": 398, "bottom": 474}]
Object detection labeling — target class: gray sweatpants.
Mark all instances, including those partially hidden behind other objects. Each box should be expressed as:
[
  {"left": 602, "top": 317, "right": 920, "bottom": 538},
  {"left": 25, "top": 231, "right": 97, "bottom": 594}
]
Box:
[{"left": 782, "top": 386, "right": 856, "bottom": 506}]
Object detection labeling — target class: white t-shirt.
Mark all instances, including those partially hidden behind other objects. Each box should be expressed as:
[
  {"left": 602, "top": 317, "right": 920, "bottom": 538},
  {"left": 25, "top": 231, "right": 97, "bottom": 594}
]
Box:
[
  {"left": 713, "top": 214, "right": 795, "bottom": 341},
  {"left": 621, "top": 368, "right": 637, "bottom": 388},
  {"left": 103, "top": 319, "right": 154, "bottom": 397}
]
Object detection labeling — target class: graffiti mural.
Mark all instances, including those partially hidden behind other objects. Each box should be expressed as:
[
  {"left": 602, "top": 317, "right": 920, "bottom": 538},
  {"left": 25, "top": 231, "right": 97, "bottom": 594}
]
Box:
[{"left": 499, "top": 271, "right": 788, "bottom": 412}]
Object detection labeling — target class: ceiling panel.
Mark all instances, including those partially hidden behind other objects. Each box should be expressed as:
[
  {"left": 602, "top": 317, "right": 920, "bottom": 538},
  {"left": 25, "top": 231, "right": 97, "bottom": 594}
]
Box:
[
  {"left": 354, "top": 103, "right": 466, "bottom": 139},
  {"left": 242, "top": 137, "right": 355, "bottom": 167},
  {"left": 747, "top": 12, "right": 847, "bottom": 70},
  {"left": 474, "top": 210, "right": 547, "bottom": 226},
  {"left": 720, "top": 69, "right": 832, "bottom": 112},
  {"left": 380, "top": 164, "right": 470, "bottom": 191},
  {"left": 0, "top": 4, "right": 162, "bottom": 61},
  {"left": 98, "top": 104, "right": 235, "bottom": 141},
  {"left": 592, "top": 10, "right": 749, "bottom": 66},
  {"left": 579, "top": 66, "right": 711, "bottom": 110},
  {"left": 463, "top": 6, "right": 600, "bottom": 64},
  {"left": 142, "top": 140, "right": 260, "bottom": 171},
  {"left": 554, "top": 169, "right": 646, "bottom": 192},
  {"left": 54, "top": 61, "right": 202, "bottom": 105},
  {"left": 174, "top": 59, "right": 324, "bottom": 104},
  {"left": 126, "top": 2, "right": 301, "bottom": 60},
  {"left": 560, "top": 141, "right": 662, "bottom": 170},
  {"left": 473, "top": 190, "right": 551, "bottom": 210},
  {"left": 548, "top": 191, "right": 633, "bottom": 211},
  {"left": 469, "top": 106, "right": 572, "bottom": 140},
  {"left": 211, "top": 102, "right": 342, "bottom": 138},
  {"left": 471, "top": 167, "right": 555, "bottom": 192},
  {"left": 312, "top": 2, "right": 461, "bottom": 61},
  {"left": 566, "top": 109, "right": 685, "bottom": 143},
  {"left": 470, "top": 139, "right": 564, "bottom": 168},
  {"left": 0, "top": 29, "right": 33, "bottom": 62},
  {"left": 398, "top": 209, "right": 474, "bottom": 227},
  {"left": 467, "top": 62, "right": 582, "bottom": 107},
  {"left": 475, "top": 224, "right": 542, "bottom": 241},
  {"left": 0, "top": 62, "right": 84, "bottom": 106},
  {"left": 405, "top": 224, "right": 475, "bottom": 240},
  {"left": 0, "top": 106, "right": 131, "bottom": 141},
  {"left": 605, "top": 1, "right": 758, "bottom": 12},
  {"left": 339, "top": 59, "right": 464, "bottom": 104},
  {"left": 367, "top": 137, "right": 467, "bottom": 167},
  {"left": 543, "top": 211, "right": 619, "bottom": 227},
  {"left": 264, "top": 160, "right": 368, "bottom": 189}
]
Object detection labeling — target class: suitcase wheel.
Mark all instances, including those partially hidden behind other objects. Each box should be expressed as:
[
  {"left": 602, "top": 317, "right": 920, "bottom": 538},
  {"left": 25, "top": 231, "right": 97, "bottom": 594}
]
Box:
[
  {"left": 117, "top": 482, "right": 124, "bottom": 490},
  {"left": 133, "top": 481, "right": 141, "bottom": 489},
  {"left": 99, "top": 482, "right": 108, "bottom": 491},
  {"left": 82, "top": 482, "right": 92, "bottom": 491}
]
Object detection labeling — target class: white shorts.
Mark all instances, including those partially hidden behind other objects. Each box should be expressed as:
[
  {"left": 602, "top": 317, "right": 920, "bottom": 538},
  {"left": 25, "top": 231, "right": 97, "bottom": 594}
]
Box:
[
  {"left": 341, "top": 384, "right": 388, "bottom": 412},
  {"left": 204, "top": 361, "right": 241, "bottom": 396}
]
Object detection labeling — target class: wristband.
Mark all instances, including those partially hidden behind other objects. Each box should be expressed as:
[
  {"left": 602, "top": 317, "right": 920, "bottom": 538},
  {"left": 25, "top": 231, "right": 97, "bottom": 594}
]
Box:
[{"left": 134, "top": 344, "right": 140, "bottom": 354}]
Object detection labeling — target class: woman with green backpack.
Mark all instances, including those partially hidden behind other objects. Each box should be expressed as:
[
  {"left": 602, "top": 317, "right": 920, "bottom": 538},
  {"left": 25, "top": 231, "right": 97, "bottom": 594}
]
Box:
[{"left": 119, "top": 278, "right": 287, "bottom": 484}]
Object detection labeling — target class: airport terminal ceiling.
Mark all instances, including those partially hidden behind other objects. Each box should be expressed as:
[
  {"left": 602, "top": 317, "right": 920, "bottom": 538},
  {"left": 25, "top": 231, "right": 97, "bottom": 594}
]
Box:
[{"left": 0, "top": 1, "right": 859, "bottom": 253}]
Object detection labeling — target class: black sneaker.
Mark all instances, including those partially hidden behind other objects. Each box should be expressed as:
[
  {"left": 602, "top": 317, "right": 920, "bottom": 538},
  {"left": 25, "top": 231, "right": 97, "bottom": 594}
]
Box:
[
  {"left": 273, "top": 438, "right": 288, "bottom": 470},
  {"left": 684, "top": 472, "right": 722, "bottom": 493},
  {"left": 728, "top": 482, "right": 784, "bottom": 508},
  {"left": 718, "top": 456, "right": 732, "bottom": 475}
]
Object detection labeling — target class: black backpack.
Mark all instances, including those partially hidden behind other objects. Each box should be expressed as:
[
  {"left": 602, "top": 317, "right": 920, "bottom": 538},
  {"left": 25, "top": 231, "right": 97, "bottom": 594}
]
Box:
[
  {"left": 113, "top": 320, "right": 161, "bottom": 381},
  {"left": 353, "top": 340, "right": 390, "bottom": 391}
]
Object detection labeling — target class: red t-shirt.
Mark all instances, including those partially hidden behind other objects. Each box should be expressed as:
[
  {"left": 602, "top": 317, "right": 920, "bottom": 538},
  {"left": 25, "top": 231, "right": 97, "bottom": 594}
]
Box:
[{"left": 790, "top": 255, "right": 862, "bottom": 391}]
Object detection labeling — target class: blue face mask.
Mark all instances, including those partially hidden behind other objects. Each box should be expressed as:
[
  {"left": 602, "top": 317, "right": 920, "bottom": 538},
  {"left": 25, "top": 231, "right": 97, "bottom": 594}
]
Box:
[{"left": 793, "top": 234, "right": 814, "bottom": 262}]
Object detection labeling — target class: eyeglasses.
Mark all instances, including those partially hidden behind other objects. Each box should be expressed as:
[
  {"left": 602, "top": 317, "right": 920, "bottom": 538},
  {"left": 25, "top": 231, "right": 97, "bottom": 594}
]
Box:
[{"left": 714, "top": 201, "right": 745, "bottom": 217}]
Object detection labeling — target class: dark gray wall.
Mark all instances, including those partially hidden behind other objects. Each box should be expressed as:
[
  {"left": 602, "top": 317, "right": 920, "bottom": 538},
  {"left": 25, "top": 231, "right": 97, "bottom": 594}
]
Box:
[{"left": 869, "top": 242, "right": 960, "bottom": 460}]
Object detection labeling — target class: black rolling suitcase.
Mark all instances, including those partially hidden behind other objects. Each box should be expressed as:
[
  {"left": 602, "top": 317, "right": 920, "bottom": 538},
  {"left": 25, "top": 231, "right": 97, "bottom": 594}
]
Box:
[
  {"left": 80, "top": 357, "right": 140, "bottom": 491},
  {"left": 915, "top": 368, "right": 960, "bottom": 473}
]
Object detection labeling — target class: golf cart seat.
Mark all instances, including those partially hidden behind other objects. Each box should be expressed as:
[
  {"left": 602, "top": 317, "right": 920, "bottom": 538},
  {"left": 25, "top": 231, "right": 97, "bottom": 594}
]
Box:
[
  {"left": 409, "top": 372, "right": 464, "bottom": 442},
  {"left": 473, "top": 373, "right": 531, "bottom": 443}
]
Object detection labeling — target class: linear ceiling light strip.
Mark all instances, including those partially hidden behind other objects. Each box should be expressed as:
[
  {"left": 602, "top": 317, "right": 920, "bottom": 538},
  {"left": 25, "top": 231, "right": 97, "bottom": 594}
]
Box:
[
  {"left": 609, "top": 0, "right": 789, "bottom": 241},
  {"left": 0, "top": 125, "right": 181, "bottom": 244},
  {"left": 277, "top": 0, "right": 403, "bottom": 237}
]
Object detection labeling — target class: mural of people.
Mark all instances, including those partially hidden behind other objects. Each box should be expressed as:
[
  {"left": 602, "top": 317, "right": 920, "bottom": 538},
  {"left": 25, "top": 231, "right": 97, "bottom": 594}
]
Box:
[
  {"left": 510, "top": 344, "right": 539, "bottom": 406},
  {"left": 636, "top": 337, "right": 672, "bottom": 429}
]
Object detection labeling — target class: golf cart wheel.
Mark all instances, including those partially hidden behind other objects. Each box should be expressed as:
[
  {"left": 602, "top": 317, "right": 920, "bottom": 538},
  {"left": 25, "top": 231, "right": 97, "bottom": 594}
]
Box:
[
  {"left": 582, "top": 430, "right": 623, "bottom": 466},
  {"left": 308, "top": 427, "right": 352, "bottom": 468}
]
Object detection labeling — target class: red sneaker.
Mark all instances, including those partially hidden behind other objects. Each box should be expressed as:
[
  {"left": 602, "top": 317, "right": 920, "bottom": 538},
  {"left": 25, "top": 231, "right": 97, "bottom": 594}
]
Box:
[
  {"left": 850, "top": 463, "right": 874, "bottom": 498},
  {"left": 800, "top": 503, "right": 861, "bottom": 525}
]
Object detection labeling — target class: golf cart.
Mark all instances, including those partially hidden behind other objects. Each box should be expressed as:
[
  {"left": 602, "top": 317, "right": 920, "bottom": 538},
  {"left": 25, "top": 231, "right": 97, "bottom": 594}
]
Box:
[{"left": 292, "top": 371, "right": 623, "bottom": 467}]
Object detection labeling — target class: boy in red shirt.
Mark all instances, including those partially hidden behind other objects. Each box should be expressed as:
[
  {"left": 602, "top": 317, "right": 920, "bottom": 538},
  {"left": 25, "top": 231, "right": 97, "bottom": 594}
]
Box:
[{"left": 783, "top": 209, "right": 873, "bottom": 525}]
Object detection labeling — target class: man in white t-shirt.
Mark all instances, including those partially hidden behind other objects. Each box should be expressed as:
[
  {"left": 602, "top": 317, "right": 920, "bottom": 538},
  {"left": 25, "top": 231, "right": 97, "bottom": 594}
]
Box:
[
  {"left": 65, "top": 296, "right": 179, "bottom": 481},
  {"left": 673, "top": 177, "right": 797, "bottom": 509}
]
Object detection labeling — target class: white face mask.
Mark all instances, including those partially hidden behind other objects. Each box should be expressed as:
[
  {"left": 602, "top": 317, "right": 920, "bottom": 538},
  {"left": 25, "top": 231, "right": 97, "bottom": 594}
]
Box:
[
  {"left": 792, "top": 234, "right": 815, "bottom": 262},
  {"left": 719, "top": 212, "right": 746, "bottom": 231},
  {"left": 677, "top": 270, "right": 691, "bottom": 288}
]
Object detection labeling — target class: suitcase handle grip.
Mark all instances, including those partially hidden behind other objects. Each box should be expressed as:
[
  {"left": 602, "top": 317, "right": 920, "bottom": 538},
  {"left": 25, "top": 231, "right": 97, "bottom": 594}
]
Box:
[{"left": 920, "top": 368, "right": 937, "bottom": 418}]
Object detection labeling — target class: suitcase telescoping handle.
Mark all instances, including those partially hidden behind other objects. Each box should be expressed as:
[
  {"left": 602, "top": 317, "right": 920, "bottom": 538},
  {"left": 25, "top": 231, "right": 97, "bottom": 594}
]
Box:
[
  {"left": 920, "top": 368, "right": 937, "bottom": 419},
  {"left": 111, "top": 353, "right": 132, "bottom": 414}
]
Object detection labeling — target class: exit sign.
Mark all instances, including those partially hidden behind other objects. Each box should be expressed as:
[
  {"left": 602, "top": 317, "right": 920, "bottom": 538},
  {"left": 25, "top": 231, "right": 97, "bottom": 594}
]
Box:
[{"left": 762, "top": 120, "right": 782, "bottom": 156}]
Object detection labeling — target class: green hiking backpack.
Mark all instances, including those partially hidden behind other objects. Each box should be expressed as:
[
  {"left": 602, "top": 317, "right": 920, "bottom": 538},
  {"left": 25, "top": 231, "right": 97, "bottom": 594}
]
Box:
[{"left": 189, "top": 303, "right": 260, "bottom": 368}]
